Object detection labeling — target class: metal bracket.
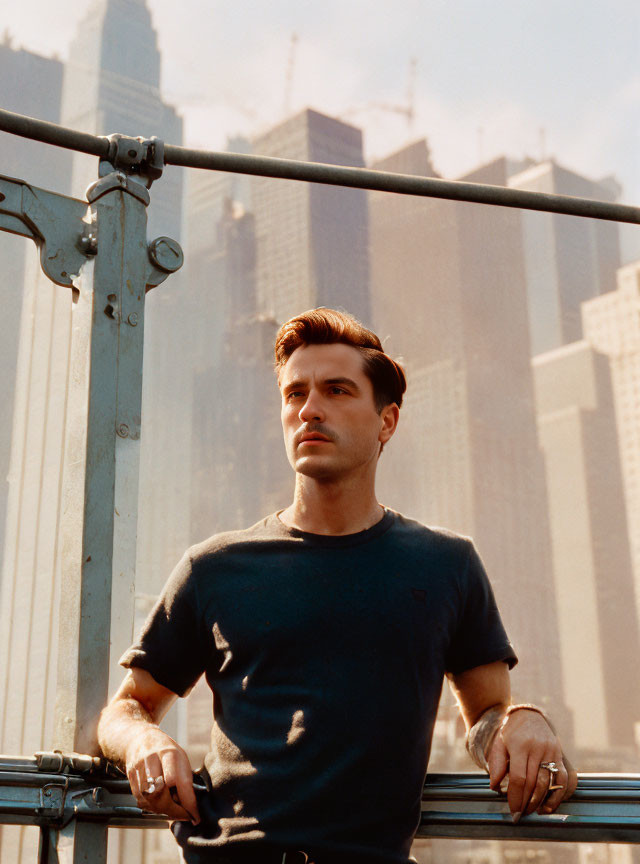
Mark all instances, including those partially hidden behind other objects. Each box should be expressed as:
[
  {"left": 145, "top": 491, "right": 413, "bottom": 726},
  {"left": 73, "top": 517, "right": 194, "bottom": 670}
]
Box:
[
  {"left": 0, "top": 174, "right": 89, "bottom": 287},
  {"left": 0, "top": 171, "right": 183, "bottom": 294},
  {"left": 97, "top": 133, "right": 164, "bottom": 188},
  {"left": 35, "top": 779, "right": 68, "bottom": 823}
]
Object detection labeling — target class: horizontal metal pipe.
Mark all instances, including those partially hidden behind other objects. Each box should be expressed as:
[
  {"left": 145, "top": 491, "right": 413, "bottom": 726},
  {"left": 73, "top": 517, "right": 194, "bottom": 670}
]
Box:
[
  {"left": 0, "top": 108, "right": 108, "bottom": 158},
  {"left": 163, "top": 144, "right": 640, "bottom": 225},
  {"left": 2, "top": 763, "right": 640, "bottom": 843},
  {"left": 419, "top": 773, "right": 640, "bottom": 843},
  {"left": 1, "top": 107, "right": 638, "bottom": 225}
]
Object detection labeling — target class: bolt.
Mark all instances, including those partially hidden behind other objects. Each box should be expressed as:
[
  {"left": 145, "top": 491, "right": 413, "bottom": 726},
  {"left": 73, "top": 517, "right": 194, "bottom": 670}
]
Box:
[
  {"left": 128, "top": 312, "right": 138, "bottom": 326},
  {"left": 128, "top": 149, "right": 138, "bottom": 158},
  {"left": 78, "top": 232, "right": 98, "bottom": 255},
  {"left": 117, "top": 423, "right": 130, "bottom": 438},
  {"left": 149, "top": 236, "right": 184, "bottom": 273}
]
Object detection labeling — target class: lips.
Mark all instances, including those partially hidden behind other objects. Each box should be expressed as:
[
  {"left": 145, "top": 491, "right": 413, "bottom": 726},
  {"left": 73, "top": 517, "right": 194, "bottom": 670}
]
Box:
[{"left": 297, "top": 427, "right": 333, "bottom": 446}]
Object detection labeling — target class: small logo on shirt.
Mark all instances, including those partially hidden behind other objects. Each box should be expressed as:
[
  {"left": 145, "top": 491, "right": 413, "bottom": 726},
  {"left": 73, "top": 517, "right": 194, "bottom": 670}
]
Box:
[{"left": 412, "top": 588, "right": 426, "bottom": 604}]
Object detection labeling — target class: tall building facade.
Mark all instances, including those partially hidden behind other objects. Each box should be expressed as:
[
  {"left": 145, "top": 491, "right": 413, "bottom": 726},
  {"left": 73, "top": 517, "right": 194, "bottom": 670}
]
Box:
[
  {"left": 582, "top": 262, "right": 640, "bottom": 624},
  {"left": 533, "top": 341, "right": 640, "bottom": 750},
  {"left": 508, "top": 160, "right": 620, "bottom": 356},
  {"left": 370, "top": 144, "right": 567, "bottom": 721},
  {"left": 251, "top": 109, "right": 370, "bottom": 326},
  {"left": 0, "top": 35, "right": 72, "bottom": 570},
  {"left": 182, "top": 154, "right": 292, "bottom": 767},
  {"left": 0, "top": 4, "right": 184, "bottom": 862},
  {"left": 189, "top": 201, "right": 290, "bottom": 545},
  {"left": 0, "top": 37, "right": 72, "bottom": 835}
]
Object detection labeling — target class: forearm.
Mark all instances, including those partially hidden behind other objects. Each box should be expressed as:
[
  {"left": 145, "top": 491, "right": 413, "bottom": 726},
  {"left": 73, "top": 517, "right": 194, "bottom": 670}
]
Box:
[{"left": 97, "top": 697, "right": 160, "bottom": 770}]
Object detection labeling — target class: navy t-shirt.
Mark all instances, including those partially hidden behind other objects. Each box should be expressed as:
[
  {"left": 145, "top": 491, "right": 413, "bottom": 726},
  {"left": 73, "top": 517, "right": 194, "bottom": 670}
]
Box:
[{"left": 120, "top": 509, "right": 517, "bottom": 862}]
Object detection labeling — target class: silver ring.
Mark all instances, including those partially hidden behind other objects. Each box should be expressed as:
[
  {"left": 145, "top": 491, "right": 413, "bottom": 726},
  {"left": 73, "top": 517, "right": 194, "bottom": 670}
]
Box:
[
  {"left": 145, "top": 775, "right": 163, "bottom": 795},
  {"left": 540, "top": 761, "right": 559, "bottom": 775}
]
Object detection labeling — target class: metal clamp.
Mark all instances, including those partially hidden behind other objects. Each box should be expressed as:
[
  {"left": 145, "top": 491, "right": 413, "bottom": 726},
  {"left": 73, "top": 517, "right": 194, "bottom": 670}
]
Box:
[
  {"left": 98, "top": 133, "right": 164, "bottom": 187},
  {"left": 35, "top": 751, "right": 108, "bottom": 777}
]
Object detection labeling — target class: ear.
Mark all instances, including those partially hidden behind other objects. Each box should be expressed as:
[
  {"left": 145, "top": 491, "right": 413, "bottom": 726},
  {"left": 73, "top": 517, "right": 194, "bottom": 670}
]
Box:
[{"left": 378, "top": 403, "right": 400, "bottom": 446}]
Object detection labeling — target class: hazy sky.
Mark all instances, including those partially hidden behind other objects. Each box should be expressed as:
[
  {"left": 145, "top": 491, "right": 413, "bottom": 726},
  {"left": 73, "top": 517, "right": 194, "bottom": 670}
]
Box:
[{"left": 4, "top": 0, "right": 640, "bottom": 256}]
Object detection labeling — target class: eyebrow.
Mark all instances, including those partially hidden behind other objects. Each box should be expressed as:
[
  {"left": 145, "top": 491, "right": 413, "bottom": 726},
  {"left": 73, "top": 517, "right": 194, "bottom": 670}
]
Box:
[
  {"left": 326, "top": 377, "right": 361, "bottom": 392},
  {"left": 282, "top": 376, "right": 361, "bottom": 394}
]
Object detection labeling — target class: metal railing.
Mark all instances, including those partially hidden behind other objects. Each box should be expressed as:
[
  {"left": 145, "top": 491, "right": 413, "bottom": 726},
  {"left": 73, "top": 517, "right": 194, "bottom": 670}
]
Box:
[
  {"left": 2, "top": 755, "right": 640, "bottom": 847},
  {"left": 1, "top": 107, "right": 639, "bottom": 224}
]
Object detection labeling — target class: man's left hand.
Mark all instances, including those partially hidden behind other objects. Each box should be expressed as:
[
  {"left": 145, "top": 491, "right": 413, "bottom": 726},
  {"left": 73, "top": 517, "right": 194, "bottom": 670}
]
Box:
[{"left": 487, "top": 709, "right": 578, "bottom": 822}]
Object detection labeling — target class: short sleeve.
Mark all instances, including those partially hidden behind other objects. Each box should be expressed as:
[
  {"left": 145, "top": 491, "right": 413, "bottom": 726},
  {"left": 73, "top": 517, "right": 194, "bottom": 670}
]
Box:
[
  {"left": 444, "top": 541, "right": 518, "bottom": 675},
  {"left": 119, "top": 550, "right": 206, "bottom": 697}
]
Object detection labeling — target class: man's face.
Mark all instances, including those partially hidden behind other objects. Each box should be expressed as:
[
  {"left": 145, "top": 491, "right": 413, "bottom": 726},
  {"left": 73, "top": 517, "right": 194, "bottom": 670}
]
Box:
[{"left": 279, "top": 343, "right": 395, "bottom": 481}]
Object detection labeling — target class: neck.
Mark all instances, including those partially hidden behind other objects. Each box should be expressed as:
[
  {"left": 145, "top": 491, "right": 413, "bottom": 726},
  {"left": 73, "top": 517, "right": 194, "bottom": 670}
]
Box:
[{"left": 280, "top": 473, "right": 384, "bottom": 535}]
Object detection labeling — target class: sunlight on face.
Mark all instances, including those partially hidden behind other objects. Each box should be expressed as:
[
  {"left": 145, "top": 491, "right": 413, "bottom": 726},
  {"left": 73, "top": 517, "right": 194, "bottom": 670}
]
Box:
[{"left": 279, "top": 343, "right": 387, "bottom": 481}]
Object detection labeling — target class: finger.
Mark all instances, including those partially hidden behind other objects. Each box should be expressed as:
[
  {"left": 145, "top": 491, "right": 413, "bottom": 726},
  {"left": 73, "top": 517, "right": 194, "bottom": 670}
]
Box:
[
  {"left": 506, "top": 752, "right": 529, "bottom": 819},
  {"left": 141, "top": 753, "right": 165, "bottom": 797},
  {"left": 147, "top": 786, "right": 194, "bottom": 821},
  {"left": 487, "top": 737, "right": 509, "bottom": 791},
  {"left": 565, "top": 766, "right": 578, "bottom": 799},
  {"left": 562, "top": 756, "right": 578, "bottom": 799},
  {"left": 527, "top": 764, "right": 555, "bottom": 815},
  {"left": 160, "top": 750, "right": 200, "bottom": 825},
  {"left": 519, "top": 752, "right": 545, "bottom": 818},
  {"left": 540, "top": 763, "right": 570, "bottom": 814},
  {"left": 128, "top": 766, "right": 142, "bottom": 802},
  {"left": 135, "top": 765, "right": 151, "bottom": 807}
]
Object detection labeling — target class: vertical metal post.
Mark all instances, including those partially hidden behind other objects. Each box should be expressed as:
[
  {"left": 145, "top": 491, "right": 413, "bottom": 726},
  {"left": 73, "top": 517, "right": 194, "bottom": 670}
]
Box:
[
  {"left": 53, "top": 179, "right": 148, "bottom": 755},
  {"left": 49, "top": 166, "right": 182, "bottom": 861}
]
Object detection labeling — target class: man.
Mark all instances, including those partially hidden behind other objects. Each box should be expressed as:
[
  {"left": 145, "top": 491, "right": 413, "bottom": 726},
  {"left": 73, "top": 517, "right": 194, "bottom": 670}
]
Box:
[{"left": 98, "top": 308, "right": 577, "bottom": 864}]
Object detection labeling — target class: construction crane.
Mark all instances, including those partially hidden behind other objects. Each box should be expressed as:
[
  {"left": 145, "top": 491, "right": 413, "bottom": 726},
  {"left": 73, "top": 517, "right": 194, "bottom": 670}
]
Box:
[
  {"left": 339, "top": 57, "right": 417, "bottom": 132},
  {"left": 283, "top": 31, "right": 299, "bottom": 118}
]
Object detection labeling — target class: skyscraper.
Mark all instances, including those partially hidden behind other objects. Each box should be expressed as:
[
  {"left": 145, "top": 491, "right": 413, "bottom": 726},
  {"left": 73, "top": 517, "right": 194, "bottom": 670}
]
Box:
[
  {"left": 60, "top": 0, "right": 183, "bottom": 239},
  {"left": 0, "top": 44, "right": 72, "bottom": 849},
  {"left": 508, "top": 160, "right": 620, "bottom": 356},
  {"left": 183, "top": 156, "right": 292, "bottom": 766},
  {"left": 582, "top": 262, "right": 640, "bottom": 624},
  {"left": 0, "top": 34, "right": 71, "bottom": 570},
  {"left": 533, "top": 340, "right": 640, "bottom": 750},
  {"left": 189, "top": 200, "right": 290, "bottom": 544},
  {"left": 369, "top": 143, "right": 567, "bottom": 720},
  {"left": 251, "top": 109, "right": 370, "bottom": 326}
]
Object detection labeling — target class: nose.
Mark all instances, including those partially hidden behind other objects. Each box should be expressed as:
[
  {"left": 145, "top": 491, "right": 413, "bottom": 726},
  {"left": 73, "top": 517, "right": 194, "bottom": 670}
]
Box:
[{"left": 298, "top": 389, "right": 325, "bottom": 423}]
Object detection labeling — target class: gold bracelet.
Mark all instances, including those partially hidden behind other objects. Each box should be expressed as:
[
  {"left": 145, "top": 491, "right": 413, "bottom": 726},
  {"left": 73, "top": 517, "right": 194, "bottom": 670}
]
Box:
[{"left": 466, "top": 705, "right": 506, "bottom": 771}]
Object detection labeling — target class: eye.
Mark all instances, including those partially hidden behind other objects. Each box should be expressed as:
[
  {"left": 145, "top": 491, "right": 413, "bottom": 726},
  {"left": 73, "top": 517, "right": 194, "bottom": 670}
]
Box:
[
  {"left": 329, "top": 386, "right": 347, "bottom": 395},
  {"left": 285, "top": 390, "right": 304, "bottom": 401}
]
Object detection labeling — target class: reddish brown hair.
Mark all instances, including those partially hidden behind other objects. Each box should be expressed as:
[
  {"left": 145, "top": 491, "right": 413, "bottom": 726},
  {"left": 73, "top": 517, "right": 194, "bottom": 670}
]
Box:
[{"left": 274, "top": 308, "right": 406, "bottom": 411}]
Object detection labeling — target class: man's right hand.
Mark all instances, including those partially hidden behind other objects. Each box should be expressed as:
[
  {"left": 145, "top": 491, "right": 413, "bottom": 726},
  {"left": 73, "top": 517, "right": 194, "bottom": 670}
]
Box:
[
  {"left": 126, "top": 726, "right": 200, "bottom": 824},
  {"left": 98, "top": 668, "right": 201, "bottom": 825}
]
